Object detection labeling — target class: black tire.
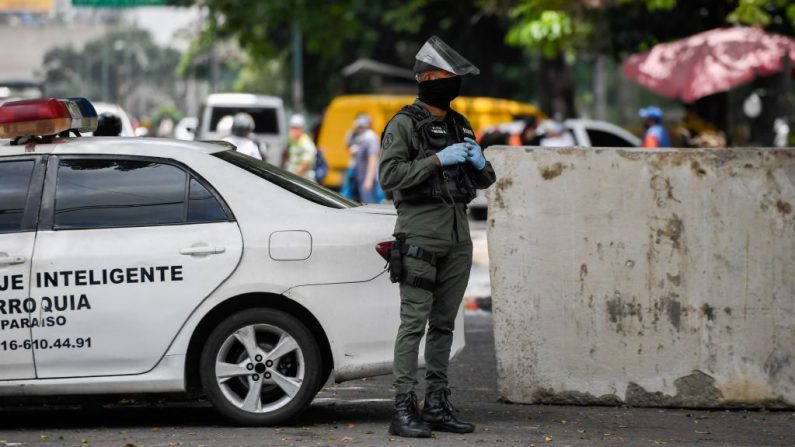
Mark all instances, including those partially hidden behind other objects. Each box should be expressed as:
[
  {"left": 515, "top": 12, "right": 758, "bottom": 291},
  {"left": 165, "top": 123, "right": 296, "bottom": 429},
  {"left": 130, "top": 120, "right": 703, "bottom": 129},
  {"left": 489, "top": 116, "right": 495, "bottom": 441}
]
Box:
[
  {"left": 317, "top": 368, "right": 332, "bottom": 393},
  {"left": 199, "top": 308, "right": 323, "bottom": 426}
]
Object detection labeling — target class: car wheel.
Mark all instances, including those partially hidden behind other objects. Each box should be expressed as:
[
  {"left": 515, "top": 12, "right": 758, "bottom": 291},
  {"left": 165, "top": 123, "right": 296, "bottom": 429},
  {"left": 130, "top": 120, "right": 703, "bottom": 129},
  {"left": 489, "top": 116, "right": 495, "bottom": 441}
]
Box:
[{"left": 199, "top": 308, "right": 323, "bottom": 426}]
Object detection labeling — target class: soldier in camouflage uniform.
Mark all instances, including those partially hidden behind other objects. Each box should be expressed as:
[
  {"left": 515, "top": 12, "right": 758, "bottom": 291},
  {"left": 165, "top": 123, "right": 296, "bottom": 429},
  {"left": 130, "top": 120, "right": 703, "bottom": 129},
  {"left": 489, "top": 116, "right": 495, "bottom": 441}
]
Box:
[{"left": 379, "top": 36, "right": 497, "bottom": 438}]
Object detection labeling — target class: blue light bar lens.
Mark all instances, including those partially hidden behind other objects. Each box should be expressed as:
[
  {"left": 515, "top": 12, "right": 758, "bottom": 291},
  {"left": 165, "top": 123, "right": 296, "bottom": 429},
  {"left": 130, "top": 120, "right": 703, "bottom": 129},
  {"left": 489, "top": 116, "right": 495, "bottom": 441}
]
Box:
[
  {"left": 67, "top": 97, "right": 97, "bottom": 119},
  {"left": 63, "top": 97, "right": 98, "bottom": 133}
]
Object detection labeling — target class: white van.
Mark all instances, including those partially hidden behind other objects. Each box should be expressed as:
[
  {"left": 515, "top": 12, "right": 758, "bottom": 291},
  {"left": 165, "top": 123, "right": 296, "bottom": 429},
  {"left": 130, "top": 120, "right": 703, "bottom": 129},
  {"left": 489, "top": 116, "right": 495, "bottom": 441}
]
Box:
[{"left": 196, "top": 93, "right": 287, "bottom": 165}]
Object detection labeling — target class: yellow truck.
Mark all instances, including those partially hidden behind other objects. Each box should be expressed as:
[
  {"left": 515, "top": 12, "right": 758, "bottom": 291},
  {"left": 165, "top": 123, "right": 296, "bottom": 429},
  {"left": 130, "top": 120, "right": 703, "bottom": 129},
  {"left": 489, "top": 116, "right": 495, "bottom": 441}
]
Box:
[{"left": 316, "top": 94, "right": 543, "bottom": 188}]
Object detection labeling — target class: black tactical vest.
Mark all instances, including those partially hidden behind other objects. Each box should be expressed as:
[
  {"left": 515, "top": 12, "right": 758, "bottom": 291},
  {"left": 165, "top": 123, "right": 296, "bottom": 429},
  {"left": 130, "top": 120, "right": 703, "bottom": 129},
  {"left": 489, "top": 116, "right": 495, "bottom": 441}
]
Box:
[{"left": 383, "top": 104, "right": 478, "bottom": 205}]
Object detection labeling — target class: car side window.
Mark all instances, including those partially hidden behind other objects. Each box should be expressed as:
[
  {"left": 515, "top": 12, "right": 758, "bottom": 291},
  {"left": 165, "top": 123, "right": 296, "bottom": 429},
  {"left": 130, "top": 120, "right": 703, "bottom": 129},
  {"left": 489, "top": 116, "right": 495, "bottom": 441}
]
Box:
[
  {"left": 54, "top": 159, "right": 188, "bottom": 229},
  {"left": 586, "top": 129, "right": 636, "bottom": 147},
  {"left": 188, "top": 178, "right": 227, "bottom": 222},
  {"left": 0, "top": 160, "right": 35, "bottom": 233}
]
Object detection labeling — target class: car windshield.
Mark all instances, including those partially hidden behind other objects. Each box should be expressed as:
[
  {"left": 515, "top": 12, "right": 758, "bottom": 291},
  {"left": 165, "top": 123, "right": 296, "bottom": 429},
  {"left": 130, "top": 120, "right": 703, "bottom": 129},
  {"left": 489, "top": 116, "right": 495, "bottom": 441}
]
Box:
[
  {"left": 210, "top": 106, "right": 279, "bottom": 134},
  {"left": 214, "top": 150, "right": 359, "bottom": 209}
]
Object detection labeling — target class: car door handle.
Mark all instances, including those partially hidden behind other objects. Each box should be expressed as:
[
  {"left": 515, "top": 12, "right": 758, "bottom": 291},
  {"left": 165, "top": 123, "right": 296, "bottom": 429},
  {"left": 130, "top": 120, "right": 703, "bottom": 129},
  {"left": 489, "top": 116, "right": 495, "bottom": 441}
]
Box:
[
  {"left": 0, "top": 255, "right": 26, "bottom": 265},
  {"left": 179, "top": 246, "right": 226, "bottom": 256}
]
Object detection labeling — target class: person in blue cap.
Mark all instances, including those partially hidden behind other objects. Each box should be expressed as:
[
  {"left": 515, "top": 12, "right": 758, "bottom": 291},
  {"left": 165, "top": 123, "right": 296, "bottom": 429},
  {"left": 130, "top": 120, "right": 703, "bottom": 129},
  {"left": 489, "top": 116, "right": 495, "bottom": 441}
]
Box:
[{"left": 639, "top": 106, "right": 670, "bottom": 148}]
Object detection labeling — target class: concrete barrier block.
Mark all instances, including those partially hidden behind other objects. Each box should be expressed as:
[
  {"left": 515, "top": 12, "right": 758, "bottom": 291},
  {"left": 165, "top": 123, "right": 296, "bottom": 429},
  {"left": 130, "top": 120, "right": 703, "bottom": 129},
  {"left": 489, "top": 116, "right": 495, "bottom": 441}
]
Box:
[{"left": 487, "top": 146, "right": 795, "bottom": 408}]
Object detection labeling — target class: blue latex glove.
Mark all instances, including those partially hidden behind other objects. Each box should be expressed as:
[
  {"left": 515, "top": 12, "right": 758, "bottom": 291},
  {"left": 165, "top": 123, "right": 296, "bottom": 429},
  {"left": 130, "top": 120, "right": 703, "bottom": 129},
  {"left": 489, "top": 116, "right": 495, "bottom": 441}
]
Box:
[
  {"left": 464, "top": 137, "right": 486, "bottom": 170},
  {"left": 435, "top": 142, "right": 469, "bottom": 167}
]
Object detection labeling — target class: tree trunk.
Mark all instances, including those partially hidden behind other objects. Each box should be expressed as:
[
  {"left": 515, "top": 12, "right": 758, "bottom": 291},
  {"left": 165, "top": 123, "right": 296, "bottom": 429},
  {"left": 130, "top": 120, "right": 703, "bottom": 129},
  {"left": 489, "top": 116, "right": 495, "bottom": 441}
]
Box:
[
  {"left": 538, "top": 53, "right": 577, "bottom": 118},
  {"left": 593, "top": 55, "right": 608, "bottom": 121}
]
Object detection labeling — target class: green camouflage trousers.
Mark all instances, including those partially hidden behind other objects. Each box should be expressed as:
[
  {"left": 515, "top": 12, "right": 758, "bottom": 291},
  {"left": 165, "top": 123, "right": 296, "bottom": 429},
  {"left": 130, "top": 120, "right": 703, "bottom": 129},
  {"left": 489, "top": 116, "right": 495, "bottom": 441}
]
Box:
[{"left": 393, "top": 236, "right": 473, "bottom": 394}]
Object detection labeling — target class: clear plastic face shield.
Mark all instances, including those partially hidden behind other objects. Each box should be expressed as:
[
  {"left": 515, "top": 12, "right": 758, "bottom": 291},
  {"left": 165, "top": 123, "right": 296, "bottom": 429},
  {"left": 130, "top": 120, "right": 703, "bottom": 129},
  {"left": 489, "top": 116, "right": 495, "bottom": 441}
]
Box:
[{"left": 413, "top": 35, "right": 480, "bottom": 77}]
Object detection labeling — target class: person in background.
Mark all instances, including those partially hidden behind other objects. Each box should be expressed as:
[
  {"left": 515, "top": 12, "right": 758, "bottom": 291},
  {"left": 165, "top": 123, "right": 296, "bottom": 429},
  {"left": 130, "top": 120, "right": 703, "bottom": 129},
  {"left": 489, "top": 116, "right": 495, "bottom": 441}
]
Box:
[
  {"left": 519, "top": 116, "right": 542, "bottom": 146},
  {"left": 94, "top": 112, "right": 122, "bottom": 137},
  {"left": 340, "top": 126, "right": 361, "bottom": 200},
  {"left": 286, "top": 114, "right": 317, "bottom": 181},
  {"left": 157, "top": 116, "right": 175, "bottom": 138},
  {"left": 539, "top": 119, "right": 575, "bottom": 147},
  {"left": 223, "top": 112, "right": 262, "bottom": 160},
  {"left": 639, "top": 106, "right": 670, "bottom": 148},
  {"left": 477, "top": 129, "right": 509, "bottom": 149},
  {"left": 347, "top": 114, "right": 383, "bottom": 203},
  {"left": 216, "top": 115, "right": 235, "bottom": 137}
]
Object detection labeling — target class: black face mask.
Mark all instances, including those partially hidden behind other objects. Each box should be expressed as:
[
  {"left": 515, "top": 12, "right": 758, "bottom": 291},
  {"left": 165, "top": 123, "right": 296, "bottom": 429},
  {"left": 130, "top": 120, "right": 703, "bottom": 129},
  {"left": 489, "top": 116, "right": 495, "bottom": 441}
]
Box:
[{"left": 418, "top": 76, "right": 462, "bottom": 110}]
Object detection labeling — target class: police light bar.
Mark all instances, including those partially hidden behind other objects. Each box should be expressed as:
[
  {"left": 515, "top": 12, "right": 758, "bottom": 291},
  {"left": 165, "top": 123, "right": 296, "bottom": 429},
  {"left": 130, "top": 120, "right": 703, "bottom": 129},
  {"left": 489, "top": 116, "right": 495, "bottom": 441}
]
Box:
[
  {"left": 0, "top": 97, "right": 98, "bottom": 139},
  {"left": 65, "top": 97, "right": 98, "bottom": 133}
]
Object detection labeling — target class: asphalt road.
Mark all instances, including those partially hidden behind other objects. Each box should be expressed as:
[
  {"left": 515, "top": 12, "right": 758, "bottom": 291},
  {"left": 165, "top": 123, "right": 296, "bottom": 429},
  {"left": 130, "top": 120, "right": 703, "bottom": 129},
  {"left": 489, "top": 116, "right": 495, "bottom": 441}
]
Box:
[{"left": 1, "top": 313, "right": 793, "bottom": 447}]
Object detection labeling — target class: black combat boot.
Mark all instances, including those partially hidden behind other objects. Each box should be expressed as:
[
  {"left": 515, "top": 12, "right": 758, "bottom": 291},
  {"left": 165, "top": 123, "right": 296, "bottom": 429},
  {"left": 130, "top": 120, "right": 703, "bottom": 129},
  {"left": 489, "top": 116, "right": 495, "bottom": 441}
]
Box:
[
  {"left": 388, "top": 392, "right": 432, "bottom": 438},
  {"left": 422, "top": 388, "right": 475, "bottom": 433}
]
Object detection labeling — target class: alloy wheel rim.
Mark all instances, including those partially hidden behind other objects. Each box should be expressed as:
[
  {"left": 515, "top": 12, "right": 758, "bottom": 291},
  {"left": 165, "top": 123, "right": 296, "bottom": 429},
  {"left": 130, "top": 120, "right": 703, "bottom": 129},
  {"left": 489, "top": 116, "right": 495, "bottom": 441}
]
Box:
[{"left": 215, "top": 323, "right": 305, "bottom": 414}]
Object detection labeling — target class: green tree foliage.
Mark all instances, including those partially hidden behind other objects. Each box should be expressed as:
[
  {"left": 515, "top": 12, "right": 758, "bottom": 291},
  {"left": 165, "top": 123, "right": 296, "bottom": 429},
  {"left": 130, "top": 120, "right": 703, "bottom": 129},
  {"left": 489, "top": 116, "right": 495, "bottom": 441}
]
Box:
[
  {"left": 502, "top": 0, "right": 795, "bottom": 116},
  {"left": 44, "top": 27, "right": 181, "bottom": 112},
  {"left": 505, "top": 1, "right": 588, "bottom": 59},
  {"left": 728, "top": 0, "right": 795, "bottom": 28},
  {"left": 506, "top": 0, "right": 795, "bottom": 59},
  {"left": 507, "top": 9, "right": 574, "bottom": 58},
  {"left": 173, "top": 0, "right": 795, "bottom": 116},
  {"left": 171, "top": 0, "right": 534, "bottom": 112},
  {"left": 233, "top": 56, "right": 290, "bottom": 98}
]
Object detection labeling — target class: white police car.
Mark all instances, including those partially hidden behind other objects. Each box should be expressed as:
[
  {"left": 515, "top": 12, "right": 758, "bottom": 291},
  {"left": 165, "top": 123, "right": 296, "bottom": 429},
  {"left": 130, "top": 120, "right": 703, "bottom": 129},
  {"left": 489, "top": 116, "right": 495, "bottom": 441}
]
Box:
[{"left": 0, "top": 98, "right": 466, "bottom": 425}]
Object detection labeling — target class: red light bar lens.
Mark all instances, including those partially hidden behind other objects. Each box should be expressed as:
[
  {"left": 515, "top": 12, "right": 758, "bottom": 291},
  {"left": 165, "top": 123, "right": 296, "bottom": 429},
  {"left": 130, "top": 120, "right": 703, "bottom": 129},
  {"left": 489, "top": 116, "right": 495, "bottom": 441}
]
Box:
[{"left": 0, "top": 99, "right": 72, "bottom": 139}]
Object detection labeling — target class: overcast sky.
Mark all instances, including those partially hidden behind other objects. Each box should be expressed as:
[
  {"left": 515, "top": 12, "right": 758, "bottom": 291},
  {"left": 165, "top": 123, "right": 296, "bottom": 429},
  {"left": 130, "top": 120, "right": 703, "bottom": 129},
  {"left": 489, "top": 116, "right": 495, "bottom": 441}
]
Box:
[
  {"left": 57, "top": 1, "right": 201, "bottom": 50},
  {"left": 124, "top": 6, "right": 201, "bottom": 50}
]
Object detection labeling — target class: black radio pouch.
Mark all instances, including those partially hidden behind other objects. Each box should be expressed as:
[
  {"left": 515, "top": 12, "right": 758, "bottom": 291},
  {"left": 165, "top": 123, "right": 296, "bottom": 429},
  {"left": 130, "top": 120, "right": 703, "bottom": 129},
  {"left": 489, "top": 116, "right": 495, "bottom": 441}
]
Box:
[{"left": 388, "top": 233, "right": 406, "bottom": 284}]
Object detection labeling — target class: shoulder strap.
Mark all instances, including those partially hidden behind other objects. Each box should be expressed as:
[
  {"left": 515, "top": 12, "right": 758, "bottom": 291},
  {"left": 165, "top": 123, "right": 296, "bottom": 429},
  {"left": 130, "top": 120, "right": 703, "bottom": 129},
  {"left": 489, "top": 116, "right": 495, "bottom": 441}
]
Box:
[
  {"left": 381, "top": 105, "right": 430, "bottom": 138},
  {"left": 447, "top": 108, "right": 474, "bottom": 142},
  {"left": 399, "top": 103, "right": 429, "bottom": 121},
  {"left": 381, "top": 104, "right": 436, "bottom": 156},
  {"left": 381, "top": 105, "right": 412, "bottom": 145},
  {"left": 447, "top": 108, "right": 467, "bottom": 126},
  {"left": 403, "top": 104, "right": 437, "bottom": 130}
]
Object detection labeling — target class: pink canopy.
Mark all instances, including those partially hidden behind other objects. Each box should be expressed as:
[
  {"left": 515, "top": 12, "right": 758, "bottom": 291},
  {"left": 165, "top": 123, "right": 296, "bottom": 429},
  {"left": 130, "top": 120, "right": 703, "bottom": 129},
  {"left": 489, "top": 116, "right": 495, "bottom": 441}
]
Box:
[{"left": 622, "top": 27, "right": 795, "bottom": 103}]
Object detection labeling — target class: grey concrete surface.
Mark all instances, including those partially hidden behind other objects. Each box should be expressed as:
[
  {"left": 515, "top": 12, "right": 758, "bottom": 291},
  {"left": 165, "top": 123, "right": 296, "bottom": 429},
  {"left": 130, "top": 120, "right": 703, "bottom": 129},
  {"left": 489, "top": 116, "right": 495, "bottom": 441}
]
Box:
[
  {"left": 487, "top": 147, "right": 795, "bottom": 408},
  {"left": 0, "top": 314, "right": 793, "bottom": 447}
]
